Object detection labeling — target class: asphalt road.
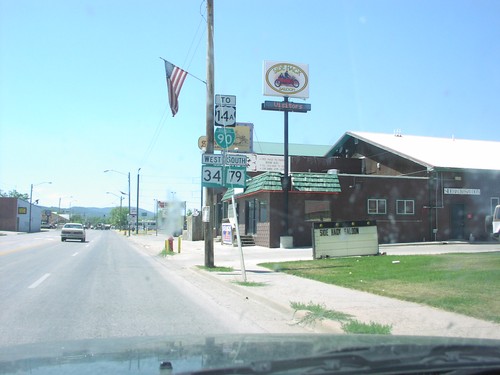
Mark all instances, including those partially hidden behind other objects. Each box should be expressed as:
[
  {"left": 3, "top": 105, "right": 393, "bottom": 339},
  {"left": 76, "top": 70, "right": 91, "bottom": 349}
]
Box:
[{"left": 0, "top": 230, "right": 302, "bottom": 349}]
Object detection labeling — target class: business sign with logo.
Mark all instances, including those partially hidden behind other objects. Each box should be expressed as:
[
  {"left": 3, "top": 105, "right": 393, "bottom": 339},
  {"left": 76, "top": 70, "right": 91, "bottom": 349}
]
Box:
[
  {"left": 263, "top": 61, "right": 309, "bottom": 99},
  {"left": 312, "top": 220, "right": 379, "bottom": 259}
]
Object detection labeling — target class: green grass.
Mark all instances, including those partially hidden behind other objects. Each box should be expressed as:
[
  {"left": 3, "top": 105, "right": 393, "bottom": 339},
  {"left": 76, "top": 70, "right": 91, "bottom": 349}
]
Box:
[
  {"left": 341, "top": 320, "right": 393, "bottom": 335},
  {"left": 233, "top": 281, "right": 267, "bottom": 287},
  {"left": 158, "top": 248, "right": 176, "bottom": 257},
  {"left": 290, "top": 301, "right": 391, "bottom": 334},
  {"left": 261, "top": 253, "right": 500, "bottom": 323},
  {"left": 197, "top": 265, "right": 234, "bottom": 272}
]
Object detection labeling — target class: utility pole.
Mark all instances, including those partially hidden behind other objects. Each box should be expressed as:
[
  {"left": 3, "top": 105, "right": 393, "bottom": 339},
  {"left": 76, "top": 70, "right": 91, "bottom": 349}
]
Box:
[
  {"left": 136, "top": 168, "right": 141, "bottom": 234},
  {"left": 204, "top": 0, "right": 215, "bottom": 267}
]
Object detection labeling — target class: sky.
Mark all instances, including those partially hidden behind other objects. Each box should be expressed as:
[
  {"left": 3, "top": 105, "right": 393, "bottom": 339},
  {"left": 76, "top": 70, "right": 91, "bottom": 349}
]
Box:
[{"left": 1, "top": 0, "right": 499, "bottom": 213}]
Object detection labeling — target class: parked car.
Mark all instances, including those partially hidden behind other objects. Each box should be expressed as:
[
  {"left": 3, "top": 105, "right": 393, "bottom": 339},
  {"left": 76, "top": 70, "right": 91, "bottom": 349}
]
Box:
[{"left": 61, "top": 223, "right": 86, "bottom": 242}]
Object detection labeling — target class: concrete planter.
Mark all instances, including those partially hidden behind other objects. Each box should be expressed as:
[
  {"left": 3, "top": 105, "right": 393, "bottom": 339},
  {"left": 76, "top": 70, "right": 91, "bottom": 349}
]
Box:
[{"left": 280, "top": 235, "right": 294, "bottom": 249}]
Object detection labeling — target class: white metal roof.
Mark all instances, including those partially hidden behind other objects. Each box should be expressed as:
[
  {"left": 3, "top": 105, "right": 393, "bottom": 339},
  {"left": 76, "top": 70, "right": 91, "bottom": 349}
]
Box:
[{"left": 344, "top": 131, "right": 500, "bottom": 171}]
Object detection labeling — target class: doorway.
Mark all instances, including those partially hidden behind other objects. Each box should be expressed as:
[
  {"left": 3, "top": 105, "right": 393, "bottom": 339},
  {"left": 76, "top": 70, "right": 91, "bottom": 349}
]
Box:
[{"left": 450, "top": 204, "right": 465, "bottom": 240}]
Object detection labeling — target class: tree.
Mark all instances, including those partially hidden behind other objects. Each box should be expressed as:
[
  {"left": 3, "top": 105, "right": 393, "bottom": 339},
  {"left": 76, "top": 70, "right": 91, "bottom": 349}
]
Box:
[
  {"left": 0, "top": 189, "right": 29, "bottom": 201},
  {"left": 110, "top": 207, "right": 128, "bottom": 229}
]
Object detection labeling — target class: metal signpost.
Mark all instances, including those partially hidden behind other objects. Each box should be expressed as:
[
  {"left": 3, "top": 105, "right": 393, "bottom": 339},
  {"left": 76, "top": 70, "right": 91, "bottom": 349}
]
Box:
[{"left": 261, "top": 61, "right": 311, "bottom": 247}]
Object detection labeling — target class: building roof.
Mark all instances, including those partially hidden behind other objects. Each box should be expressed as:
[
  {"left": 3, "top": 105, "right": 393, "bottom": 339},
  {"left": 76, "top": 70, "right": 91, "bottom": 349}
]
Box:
[
  {"left": 253, "top": 141, "right": 331, "bottom": 157},
  {"left": 222, "top": 171, "right": 341, "bottom": 201},
  {"left": 328, "top": 131, "right": 500, "bottom": 171}
]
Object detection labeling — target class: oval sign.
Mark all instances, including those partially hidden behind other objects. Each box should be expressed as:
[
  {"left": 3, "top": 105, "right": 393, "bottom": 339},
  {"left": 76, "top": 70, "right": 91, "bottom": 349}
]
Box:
[{"left": 263, "top": 61, "right": 309, "bottom": 99}]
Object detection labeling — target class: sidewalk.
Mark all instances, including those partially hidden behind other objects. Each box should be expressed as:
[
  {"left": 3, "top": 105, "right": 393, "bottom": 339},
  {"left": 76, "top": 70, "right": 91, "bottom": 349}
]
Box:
[{"left": 125, "top": 232, "right": 500, "bottom": 339}]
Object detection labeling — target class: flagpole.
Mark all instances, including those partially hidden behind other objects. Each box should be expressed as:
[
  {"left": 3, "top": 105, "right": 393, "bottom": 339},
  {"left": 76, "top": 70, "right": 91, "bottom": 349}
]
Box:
[
  {"left": 159, "top": 57, "right": 207, "bottom": 85},
  {"left": 204, "top": 0, "right": 215, "bottom": 268}
]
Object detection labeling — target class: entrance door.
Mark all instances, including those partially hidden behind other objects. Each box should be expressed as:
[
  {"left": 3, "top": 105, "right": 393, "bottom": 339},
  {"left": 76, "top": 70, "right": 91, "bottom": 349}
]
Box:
[
  {"left": 450, "top": 204, "right": 465, "bottom": 240},
  {"left": 245, "top": 200, "right": 256, "bottom": 235}
]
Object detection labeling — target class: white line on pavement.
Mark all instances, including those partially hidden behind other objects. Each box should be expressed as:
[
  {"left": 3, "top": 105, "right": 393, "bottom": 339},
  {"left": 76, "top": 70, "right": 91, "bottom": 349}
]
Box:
[
  {"left": 28, "top": 273, "right": 51, "bottom": 289},
  {"left": 72, "top": 252, "right": 79, "bottom": 257}
]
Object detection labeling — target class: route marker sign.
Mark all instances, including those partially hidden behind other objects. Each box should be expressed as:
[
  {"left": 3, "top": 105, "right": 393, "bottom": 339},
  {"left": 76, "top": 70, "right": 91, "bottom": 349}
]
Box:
[
  {"left": 214, "top": 94, "right": 236, "bottom": 127},
  {"left": 214, "top": 127, "right": 235, "bottom": 149}
]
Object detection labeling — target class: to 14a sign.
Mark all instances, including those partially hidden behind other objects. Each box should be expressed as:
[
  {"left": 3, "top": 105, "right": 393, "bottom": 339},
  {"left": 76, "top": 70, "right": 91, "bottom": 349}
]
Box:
[{"left": 214, "top": 94, "right": 236, "bottom": 127}]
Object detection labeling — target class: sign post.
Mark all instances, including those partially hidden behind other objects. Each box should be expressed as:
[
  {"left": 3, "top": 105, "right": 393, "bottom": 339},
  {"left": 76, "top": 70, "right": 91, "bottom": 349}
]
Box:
[{"left": 262, "top": 61, "right": 311, "bottom": 247}]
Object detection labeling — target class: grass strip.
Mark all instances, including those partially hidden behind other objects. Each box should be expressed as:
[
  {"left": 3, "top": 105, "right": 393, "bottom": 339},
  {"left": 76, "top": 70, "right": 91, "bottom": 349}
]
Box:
[
  {"left": 197, "top": 265, "right": 234, "bottom": 272},
  {"left": 262, "top": 253, "right": 500, "bottom": 323}
]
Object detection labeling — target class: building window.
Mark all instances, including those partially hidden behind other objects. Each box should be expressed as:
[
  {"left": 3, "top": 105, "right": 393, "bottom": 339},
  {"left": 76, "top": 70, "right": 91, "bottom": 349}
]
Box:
[
  {"left": 367, "top": 199, "right": 386, "bottom": 215},
  {"left": 305, "top": 200, "right": 331, "bottom": 221},
  {"left": 258, "top": 200, "right": 268, "bottom": 222},
  {"left": 396, "top": 199, "right": 415, "bottom": 215}
]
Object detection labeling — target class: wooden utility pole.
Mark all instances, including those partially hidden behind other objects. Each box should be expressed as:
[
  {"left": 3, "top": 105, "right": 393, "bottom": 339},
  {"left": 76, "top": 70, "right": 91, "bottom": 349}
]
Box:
[{"left": 204, "top": 0, "right": 215, "bottom": 267}]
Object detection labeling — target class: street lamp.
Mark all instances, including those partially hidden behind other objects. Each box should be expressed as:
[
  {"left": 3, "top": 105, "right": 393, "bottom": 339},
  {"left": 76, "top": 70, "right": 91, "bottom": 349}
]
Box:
[
  {"left": 29, "top": 181, "right": 52, "bottom": 233},
  {"left": 58, "top": 195, "right": 73, "bottom": 227},
  {"left": 104, "top": 169, "right": 131, "bottom": 236}
]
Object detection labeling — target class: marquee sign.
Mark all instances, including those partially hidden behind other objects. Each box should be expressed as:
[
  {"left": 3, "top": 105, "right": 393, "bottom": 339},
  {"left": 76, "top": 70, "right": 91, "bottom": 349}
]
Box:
[
  {"left": 263, "top": 61, "right": 309, "bottom": 99},
  {"left": 312, "top": 220, "right": 379, "bottom": 259}
]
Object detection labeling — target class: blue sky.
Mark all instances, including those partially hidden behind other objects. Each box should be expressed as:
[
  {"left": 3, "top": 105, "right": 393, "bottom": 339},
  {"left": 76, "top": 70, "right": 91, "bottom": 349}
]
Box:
[{"left": 1, "top": 0, "right": 499, "bottom": 212}]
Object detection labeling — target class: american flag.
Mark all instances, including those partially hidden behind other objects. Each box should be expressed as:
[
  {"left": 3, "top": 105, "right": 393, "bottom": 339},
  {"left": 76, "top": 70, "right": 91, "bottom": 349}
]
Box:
[{"left": 164, "top": 60, "right": 188, "bottom": 117}]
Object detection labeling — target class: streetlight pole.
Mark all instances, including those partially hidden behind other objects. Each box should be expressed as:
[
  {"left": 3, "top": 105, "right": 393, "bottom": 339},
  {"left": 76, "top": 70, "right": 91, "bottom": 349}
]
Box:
[
  {"left": 29, "top": 181, "right": 52, "bottom": 233},
  {"left": 104, "top": 170, "right": 131, "bottom": 236},
  {"left": 136, "top": 168, "right": 141, "bottom": 234}
]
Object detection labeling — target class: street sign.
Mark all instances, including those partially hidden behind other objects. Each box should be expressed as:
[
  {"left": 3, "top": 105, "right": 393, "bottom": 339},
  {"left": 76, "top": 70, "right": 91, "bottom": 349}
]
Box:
[
  {"left": 201, "top": 164, "right": 247, "bottom": 188},
  {"left": 201, "top": 154, "right": 224, "bottom": 165},
  {"left": 202, "top": 165, "right": 223, "bottom": 188},
  {"left": 201, "top": 153, "right": 248, "bottom": 167},
  {"left": 214, "top": 94, "right": 236, "bottom": 127},
  {"left": 261, "top": 100, "right": 311, "bottom": 113},
  {"left": 225, "top": 166, "right": 246, "bottom": 188},
  {"left": 215, "top": 94, "right": 236, "bottom": 106},
  {"left": 214, "top": 106, "right": 236, "bottom": 127},
  {"left": 214, "top": 127, "right": 235, "bottom": 148}
]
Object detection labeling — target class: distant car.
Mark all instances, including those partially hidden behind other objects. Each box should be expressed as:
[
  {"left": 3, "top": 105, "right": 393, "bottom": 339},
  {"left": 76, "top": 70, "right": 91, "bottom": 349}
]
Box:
[{"left": 61, "top": 223, "right": 86, "bottom": 242}]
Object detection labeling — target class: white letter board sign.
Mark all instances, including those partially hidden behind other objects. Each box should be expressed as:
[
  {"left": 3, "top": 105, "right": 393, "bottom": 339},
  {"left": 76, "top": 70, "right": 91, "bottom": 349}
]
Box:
[{"left": 312, "top": 220, "right": 379, "bottom": 259}]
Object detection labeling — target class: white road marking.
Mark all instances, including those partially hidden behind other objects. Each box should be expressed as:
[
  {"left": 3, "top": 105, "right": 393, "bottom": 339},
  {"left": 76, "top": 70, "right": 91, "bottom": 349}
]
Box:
[
  {"left": 28, "top": 273, "right": 51, "bottom": 289},
  {"left": 72, "top": 252, "right": 79, "bottom": 257}
]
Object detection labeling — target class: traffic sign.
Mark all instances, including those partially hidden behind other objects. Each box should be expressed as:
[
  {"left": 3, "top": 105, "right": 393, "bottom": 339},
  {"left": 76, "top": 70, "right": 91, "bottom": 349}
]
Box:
[
  {"left": 225, "top": 166, "right": 246, "bottom": 188},
  {"left": 201, "top": 153, "right": 248, "bottom": 167},
  {"left": 201, "top": 165, "right": 247, "bottom": 188},
  {"left": 214, "top": 94, "right": 236, "bottom": 127},
  {"left": 214, "top": 106, "right": 236, "bottom": 127},
  {"left": 215, "top": 95, "right": 236, "bottom": 106},
  {"left": 202, "top": 165, "right": 223, "bottom": 188},
  {"left": 214, "top": 127, "right": 235, "bottom": 149}
]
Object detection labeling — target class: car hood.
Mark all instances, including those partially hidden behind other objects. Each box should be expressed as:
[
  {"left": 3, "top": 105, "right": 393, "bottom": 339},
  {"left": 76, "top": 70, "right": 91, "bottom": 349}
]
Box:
[{"left": 1, "top": 334, "right": 500, "bottom": 374}]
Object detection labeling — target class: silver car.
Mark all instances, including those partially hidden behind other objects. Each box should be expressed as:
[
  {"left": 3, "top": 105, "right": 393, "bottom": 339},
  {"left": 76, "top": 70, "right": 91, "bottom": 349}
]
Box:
[{"left": 61, "top": 223, "right": 86, "bottom": 242}]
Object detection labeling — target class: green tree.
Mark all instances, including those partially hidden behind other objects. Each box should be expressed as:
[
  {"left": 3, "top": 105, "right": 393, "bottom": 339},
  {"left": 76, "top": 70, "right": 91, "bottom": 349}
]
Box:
[
  {"left": 110, "top": 207, "right": 128, "bottom": 229},
  {"left": 0, "top": 189, "right": 29, "bottom": 200}
]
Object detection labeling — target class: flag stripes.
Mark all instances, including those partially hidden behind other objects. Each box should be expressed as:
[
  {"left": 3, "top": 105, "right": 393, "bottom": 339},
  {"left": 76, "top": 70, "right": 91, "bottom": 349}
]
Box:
[{"left": 164, "top": 60, "right": 188, "bottom": 117}]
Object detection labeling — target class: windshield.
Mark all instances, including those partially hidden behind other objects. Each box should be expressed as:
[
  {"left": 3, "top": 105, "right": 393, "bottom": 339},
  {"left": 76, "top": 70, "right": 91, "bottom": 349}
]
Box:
[{"left": 1, "top": 0, "right": 499, "bottom": 373}]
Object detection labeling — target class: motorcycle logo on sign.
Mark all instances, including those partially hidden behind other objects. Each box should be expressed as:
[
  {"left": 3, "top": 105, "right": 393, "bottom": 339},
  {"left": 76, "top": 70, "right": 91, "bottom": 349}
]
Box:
[{"left": 263, "top": 61, "right": 309, "bottom": 99}]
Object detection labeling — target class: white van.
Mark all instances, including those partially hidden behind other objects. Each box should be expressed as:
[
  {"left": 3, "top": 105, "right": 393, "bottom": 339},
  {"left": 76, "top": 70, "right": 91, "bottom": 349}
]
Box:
[{"left": 493, "top": 205, "right": 500, "bottom": 240}]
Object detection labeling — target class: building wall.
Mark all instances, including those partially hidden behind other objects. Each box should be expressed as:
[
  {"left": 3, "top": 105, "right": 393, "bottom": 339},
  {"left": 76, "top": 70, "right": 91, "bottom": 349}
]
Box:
[
  {"left": 0, "top": 198, "right": 18, "bottom": 231},
  {"left": 430, "top": 170, "right": 500, "bottom": 241},
  {"left": 0, "top": 198, "right": 42, "bottom": 232}
]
